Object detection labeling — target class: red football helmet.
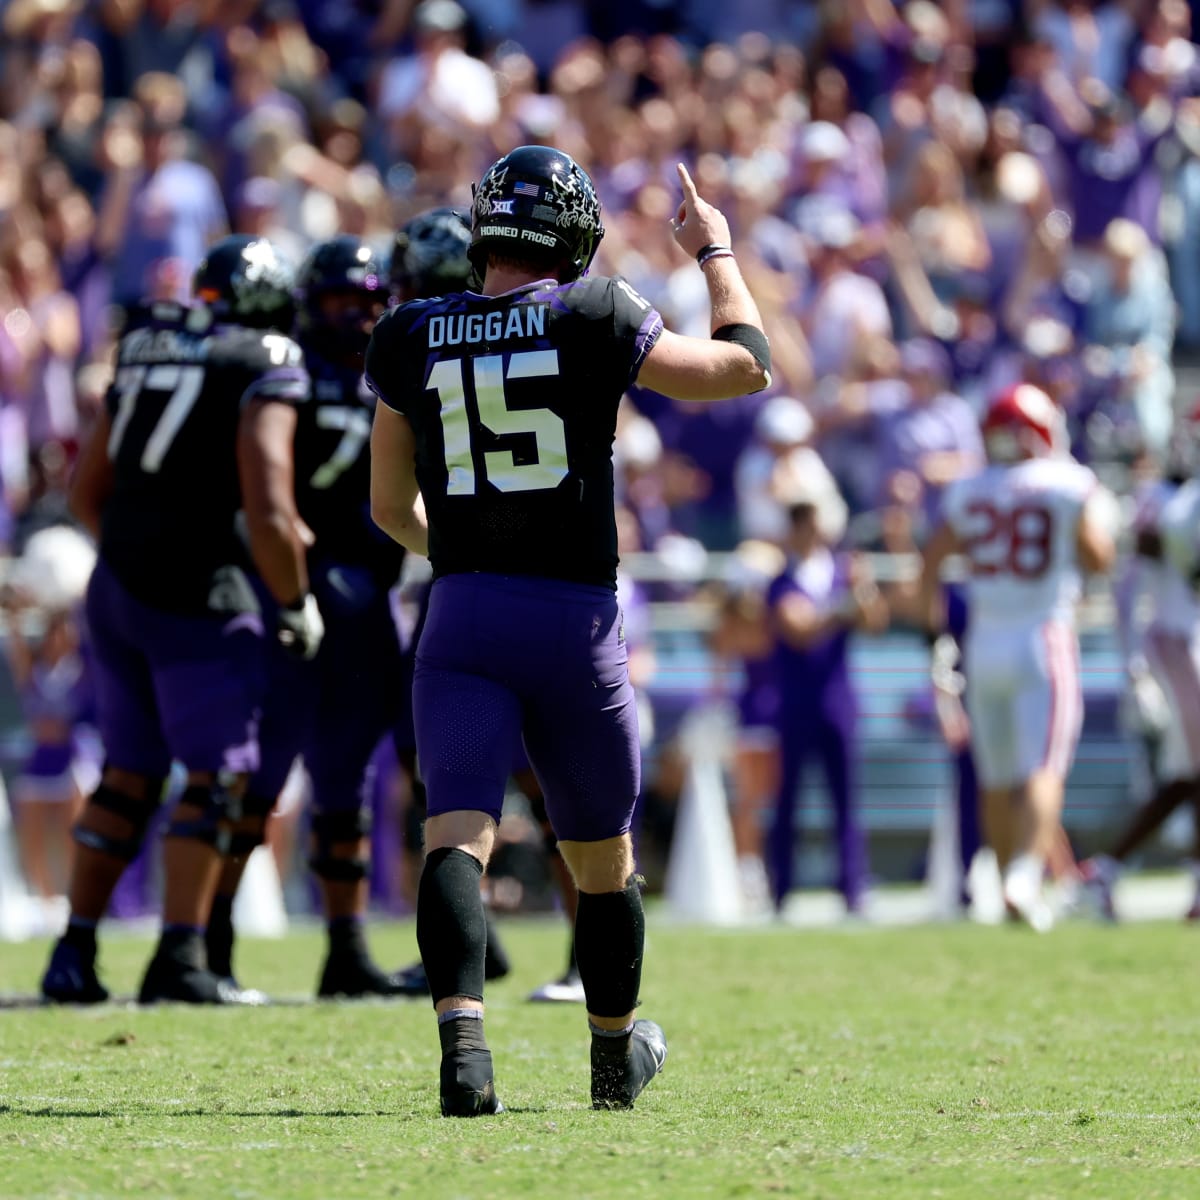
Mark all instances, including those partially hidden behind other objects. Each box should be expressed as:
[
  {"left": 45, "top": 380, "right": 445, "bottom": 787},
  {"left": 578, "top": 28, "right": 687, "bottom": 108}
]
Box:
[{"left": 982, "top": 383, "right": 1066, "bottom": 463}]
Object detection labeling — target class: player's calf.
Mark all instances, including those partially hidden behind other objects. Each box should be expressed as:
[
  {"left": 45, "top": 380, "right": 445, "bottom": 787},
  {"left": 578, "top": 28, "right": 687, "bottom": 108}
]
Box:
[
  {"left": 206, "top": 791, "right": 277, "bottom": 984},
  {"left": 417, "top": 838, "right": 502, "bottom": 1115},
  {"left": 43, "top": 777, "right": 164, "bottom": 1005},
  {"left": 141, "top": 776, "right": 262, "bottom": 1005}
]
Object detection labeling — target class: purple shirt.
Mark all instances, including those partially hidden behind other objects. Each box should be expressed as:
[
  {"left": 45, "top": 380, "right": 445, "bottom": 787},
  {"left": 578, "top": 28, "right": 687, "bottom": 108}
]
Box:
[
  {"left": 768, "top": 550, "right": 855, "bottom": 716},
  {"left": 877, "top": 390, "right": 985, "bottom": 523}
]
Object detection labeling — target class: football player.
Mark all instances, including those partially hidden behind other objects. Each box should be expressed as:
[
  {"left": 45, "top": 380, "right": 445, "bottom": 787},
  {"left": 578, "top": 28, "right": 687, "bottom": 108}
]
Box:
[
  {"left": 388, "top": 215, "right": 588, "bottom": 1005},
  {"left": 919, "top": 384, "right": 1116, "bottom": 931},
  {"left": 366, "top": 146, "right": 771, "bottom": 1115},
  {"left": 40, "top": 236, "right": 318, "bottom": 1005},
  {"left": 1084, "top": 422, "right": 1200, "bottom": 920},
  {"left": 202, "top": 235, "right": 419, "bottom": 997}
]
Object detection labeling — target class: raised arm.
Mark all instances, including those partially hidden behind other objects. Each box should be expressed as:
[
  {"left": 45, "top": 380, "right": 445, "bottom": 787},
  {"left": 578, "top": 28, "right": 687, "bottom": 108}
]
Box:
[{"left": 636, "top": 164, "right": 772, "bottom": 402}]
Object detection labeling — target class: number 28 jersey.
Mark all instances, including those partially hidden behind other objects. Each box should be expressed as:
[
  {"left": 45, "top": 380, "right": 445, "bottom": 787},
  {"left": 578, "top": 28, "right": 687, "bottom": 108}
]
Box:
[
  {"left": 365, "top": 275, "right": 663, "bottom": 591},
  {"left": 940, "top": 457, "right": 1099, "bottom": 627}
]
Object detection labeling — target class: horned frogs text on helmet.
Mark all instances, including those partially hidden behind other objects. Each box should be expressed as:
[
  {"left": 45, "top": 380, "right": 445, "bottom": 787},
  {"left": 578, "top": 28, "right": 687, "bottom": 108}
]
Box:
[
  {"left": 391, "top": 207, "right": 473, "bottom": 301},
  {"left": 469, "top": 145, "right": 604, "bottom": 283},
  {"left": 296, "top": 235, "right": 389, "bottom": 363},
  {"left": 192, "top": 235, "right": 296, "bottom": 331}
]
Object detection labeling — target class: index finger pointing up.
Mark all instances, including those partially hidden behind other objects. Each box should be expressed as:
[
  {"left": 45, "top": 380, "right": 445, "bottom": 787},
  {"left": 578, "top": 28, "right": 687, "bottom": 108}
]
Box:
[{"left": 677, "top": 162, "right": 700, "bottom": 207}]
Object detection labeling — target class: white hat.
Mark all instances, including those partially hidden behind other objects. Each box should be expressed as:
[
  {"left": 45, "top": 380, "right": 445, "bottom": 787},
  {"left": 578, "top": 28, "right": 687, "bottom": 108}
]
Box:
[
  {"left": 803, "top": 121, "right": 850, "bottom": 164},
  {"left": 756, "top": 396, "right": 814, "bottom": 445}
]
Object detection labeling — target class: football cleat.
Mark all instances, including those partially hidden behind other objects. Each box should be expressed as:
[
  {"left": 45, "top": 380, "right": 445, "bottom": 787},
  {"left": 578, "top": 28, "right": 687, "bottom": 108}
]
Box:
[
  {"left": 389, "top": 952, "right": 511, "bottom": 999},
  {"left": 440, "top": 1048, "right": 504, "bottom": 1118},
  {"left": 40, "top": 938, "right": 110, "bottom": 1005},
  {"left": 139, "top": 942, "right": 267, "bottom": 1006},
  {"left": 388, "top": 961, "right": 432, "bottom": 997},
  {"left": 528, "top": 967, "right": 586, "bottom": 1004},
  {"left": 1079, "top": 855, "right": 1119, "bottom": 923},
  {"left": 1002, "top": 855, "right": 1055, "bottom": 933},
  {"left": 591, "top": 1019, "right": 668, "bottom": 1111},
  {"left": 317, "top": 952, "right": 412, "bottom": 999}
]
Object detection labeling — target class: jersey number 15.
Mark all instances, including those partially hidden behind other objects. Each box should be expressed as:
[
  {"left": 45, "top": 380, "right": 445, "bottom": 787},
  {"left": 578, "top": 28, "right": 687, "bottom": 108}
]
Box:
[{"left": 429, "top": 350, "right": 567, "bottom": 495}]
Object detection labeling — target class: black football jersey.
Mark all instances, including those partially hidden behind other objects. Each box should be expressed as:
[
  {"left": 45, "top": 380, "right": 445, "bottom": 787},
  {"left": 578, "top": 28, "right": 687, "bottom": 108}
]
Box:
[
  {"left": 292, "top": 349, "right": 406, "bottom": 587},
  {"left": 365, "top": 275, "right": 663, "bottom": 590},
  {"left": 100, "top": 301, "right": 309, "bottom": 613}
]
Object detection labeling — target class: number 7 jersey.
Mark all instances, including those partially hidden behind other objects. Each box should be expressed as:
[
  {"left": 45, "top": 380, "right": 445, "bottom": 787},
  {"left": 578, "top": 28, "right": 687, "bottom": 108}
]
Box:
[
  {"left": 940, "top": 456, "right": 1100, "bottom": 627},
  {"left": 101, "top": 302, "right": 309, "bottom": 614},
  {"left": 365, "top": 275, "right": 662, "bottom": 591}
]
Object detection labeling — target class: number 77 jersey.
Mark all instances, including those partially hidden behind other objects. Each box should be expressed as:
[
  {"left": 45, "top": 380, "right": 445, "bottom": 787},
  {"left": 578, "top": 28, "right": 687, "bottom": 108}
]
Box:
[
  {"left": 101, "top": 302, "right": 309, "bottom": 615},
  {"left": 940, "top": 456, "right": 1101, "bottom": 627},
  {"left": 365, "top": 275, "right": 662, "bottom": 591}
]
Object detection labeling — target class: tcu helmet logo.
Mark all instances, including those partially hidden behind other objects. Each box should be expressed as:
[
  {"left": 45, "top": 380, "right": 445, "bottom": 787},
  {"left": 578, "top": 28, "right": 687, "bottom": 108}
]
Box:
[
  {"left": 473, "top": 166, "right": 509, "bottom": 218},
  {"left": 489, "top": 199, "right": 515, "bottom": 215}
]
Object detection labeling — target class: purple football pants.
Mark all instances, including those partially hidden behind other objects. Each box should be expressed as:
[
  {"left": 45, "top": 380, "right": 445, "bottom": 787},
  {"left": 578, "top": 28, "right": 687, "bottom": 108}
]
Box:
[
  {"left": 414, "top": 572, "right": 640, "bottom": 843},
  {"left": 85, "top": 558, "right": 264, "bottom": 777}
]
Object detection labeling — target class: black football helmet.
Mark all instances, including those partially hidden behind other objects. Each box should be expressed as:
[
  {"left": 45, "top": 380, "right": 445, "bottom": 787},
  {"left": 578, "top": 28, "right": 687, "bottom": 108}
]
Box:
[
  {"left": 192, "top": 235, "right": 295, "bottom": 330},
  {"left": 295, "top": 235, "right": 389, "bottom": 363},
  {"left": 390, "top": 207, "right": 473, "bottom": 302},
  {"left": 469, "top": 145, "right": 604, "bottom": 283}
]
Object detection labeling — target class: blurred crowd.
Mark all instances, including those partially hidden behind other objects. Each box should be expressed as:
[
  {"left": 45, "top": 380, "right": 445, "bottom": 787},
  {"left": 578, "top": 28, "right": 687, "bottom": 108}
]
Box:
[
  {"left": 3, "top": 0, "right": 1200, "bottom": 553},
  {"left": 3, "top": 0, "right": 1200, "bottom": 919}
]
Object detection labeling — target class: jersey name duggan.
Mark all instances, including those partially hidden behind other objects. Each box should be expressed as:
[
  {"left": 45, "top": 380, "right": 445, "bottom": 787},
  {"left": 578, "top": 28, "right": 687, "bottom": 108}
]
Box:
[{"left": 428, "top": 304, "right": 547, "bottom": 348}]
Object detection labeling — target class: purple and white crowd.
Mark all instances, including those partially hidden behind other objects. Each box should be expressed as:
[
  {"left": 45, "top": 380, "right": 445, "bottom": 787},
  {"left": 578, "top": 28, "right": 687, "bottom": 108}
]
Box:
[{"left": 3, "top": 0, "right": 1200, "bottom": 924}]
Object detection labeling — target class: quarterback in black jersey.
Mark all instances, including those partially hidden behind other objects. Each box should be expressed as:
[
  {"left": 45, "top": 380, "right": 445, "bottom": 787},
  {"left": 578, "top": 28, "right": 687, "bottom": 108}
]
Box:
[
  {"left": 203, "top": 234, "right": 413, "bottom": 998},
  {"left": 41, "top": 236, "right": 319, "bottom": 1007},
  {"left": 366, "top": 146, "right": 770, "bottom": 1115}
]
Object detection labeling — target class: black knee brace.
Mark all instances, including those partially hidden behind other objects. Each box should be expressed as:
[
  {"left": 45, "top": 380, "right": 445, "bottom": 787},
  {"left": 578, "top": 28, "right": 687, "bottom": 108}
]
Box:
[
  {"left": 417, "top": 847, "right": 486, "bottom": 1005},
  {"left": 574, "top": 876, "right": 645, "bottom": 1018},
  {"left": 225, "top": 792, "right": 277, "bottom": 858},
  {"left": 166, "top": 781, "right": 239, "bottom": 853},
  {"left": 73, "top": 782, "right": 163, "bottom": 863},
  {"left": 308, "top": 809, "right": 371, "bottom": 882}
]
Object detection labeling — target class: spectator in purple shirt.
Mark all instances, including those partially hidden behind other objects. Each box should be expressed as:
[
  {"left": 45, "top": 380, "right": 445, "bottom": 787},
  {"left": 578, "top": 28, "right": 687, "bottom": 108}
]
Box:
[
  {"left": 1040, "top": 77, "right": 1174, "bottom": 245},
  {"left": 767, "top": 498, "right": 889, "bottom": 916},
  {"left": 877, "top": 339, "right": 986, "bottom": 532}
]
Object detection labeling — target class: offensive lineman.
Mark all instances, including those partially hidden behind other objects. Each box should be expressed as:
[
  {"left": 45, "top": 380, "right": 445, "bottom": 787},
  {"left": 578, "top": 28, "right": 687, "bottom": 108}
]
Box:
[
  {"left": 366, "top": 147, "right": 771, "bottom": 1115},
  {"left": 919, "top": 384, "right": 1116, "bottom": 931},
  {"left": 41, "top": 236, "right": 319, "bottom": 1005},
  {"left": 203, "top": 235, "right": 410, "bottom": 997}
]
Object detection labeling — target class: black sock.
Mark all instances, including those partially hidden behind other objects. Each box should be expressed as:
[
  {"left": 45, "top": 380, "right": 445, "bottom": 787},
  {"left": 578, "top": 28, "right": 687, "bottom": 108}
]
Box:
[
  {"left": 64, "top": 917, "right": 98, "bottom": 953},
  {"left": 574, "top": 877, "right": 644, "bottom": 1018},
  {"left": 417, "top": 848, "right": 486, "bottom": 1006},
  {"left": 566, "top": 933, "right": 578, "bottom": 977},
  {"left": 483, "top": 911, "right": 510, "bottom": 979},
  {"left": 328, "top": 915, "right": 367, "bottom": 957},
  {"left": 438, "top": 1010, "right": 488, "bottom": 1056},
  {"left": 159, "top": 925, "right": 205, "bottom": 966},
  {"left": 206, "top": 894, "right": 235, "bottom": 976}
]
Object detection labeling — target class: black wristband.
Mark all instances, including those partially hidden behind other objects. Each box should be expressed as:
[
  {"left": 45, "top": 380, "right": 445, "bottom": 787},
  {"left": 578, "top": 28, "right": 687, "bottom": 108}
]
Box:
[
  {"left": 282, "top": 593, "right": 309, "bottom": 612},
  {"left": 695, "top": 242, "right": 731, "bottom": 263},
  {"left": 711, "top": 322, "right": 772, "bottom": 379}
]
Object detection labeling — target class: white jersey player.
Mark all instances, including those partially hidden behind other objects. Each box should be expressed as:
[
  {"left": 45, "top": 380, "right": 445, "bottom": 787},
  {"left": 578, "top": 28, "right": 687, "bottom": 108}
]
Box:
[
  {"left": 920, "top": 384, "right": 1116, "bottom": 929},
  {"left": 1082, "top": 473, "right": 1200, "bottom": 921}
]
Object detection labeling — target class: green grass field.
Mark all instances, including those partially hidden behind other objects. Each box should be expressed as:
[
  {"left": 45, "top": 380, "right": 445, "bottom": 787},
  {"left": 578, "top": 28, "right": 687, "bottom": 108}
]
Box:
[{"left": 1, "top": 918, "right": 1198, "bottom": 1199}]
